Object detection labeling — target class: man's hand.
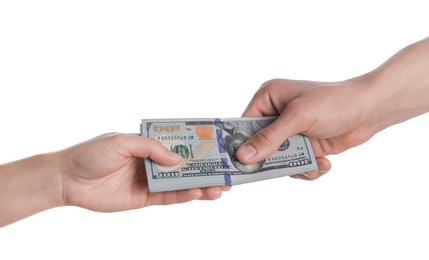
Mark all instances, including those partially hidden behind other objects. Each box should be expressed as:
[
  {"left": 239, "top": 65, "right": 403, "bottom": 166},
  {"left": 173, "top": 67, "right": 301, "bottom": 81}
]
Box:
[{"left": 236, "top": 78, "right": 376, "bottom": 180}]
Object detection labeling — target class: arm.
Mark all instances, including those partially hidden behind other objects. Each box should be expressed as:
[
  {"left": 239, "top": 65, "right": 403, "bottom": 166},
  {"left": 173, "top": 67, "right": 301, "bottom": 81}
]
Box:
[
  {"left": 0, "top": 153, "right": 62, "bottom": 227},
  {"left": 236, "top": 37, "right": 429, "bottom": 180},
  {"left": 364, "top": 37, "right": 429, "bottom": 133},
  {"left": 0, "top": 133, "right": 230, "bottom": 227}
]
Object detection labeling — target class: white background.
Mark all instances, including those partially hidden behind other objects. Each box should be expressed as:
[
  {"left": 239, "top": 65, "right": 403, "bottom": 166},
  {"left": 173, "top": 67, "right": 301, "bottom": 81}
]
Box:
[{"left": 1, "top": 1, "right": 429, "bottom": 259}]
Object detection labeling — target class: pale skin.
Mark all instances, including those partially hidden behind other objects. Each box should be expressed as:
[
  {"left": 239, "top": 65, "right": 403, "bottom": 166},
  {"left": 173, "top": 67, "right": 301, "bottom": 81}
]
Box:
[
  {"left": 2, "top": 38, "right": 429, "bottom": 227},
  {"left": 237, "top": 37, "right": 429, "bottom": 180},
  {"left": 0, "top": 133, "right": 230, "bottom": 227}
]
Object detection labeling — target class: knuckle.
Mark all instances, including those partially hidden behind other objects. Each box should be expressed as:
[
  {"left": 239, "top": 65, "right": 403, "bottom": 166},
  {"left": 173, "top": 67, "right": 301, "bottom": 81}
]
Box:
[
  {"left": 146, "top": 137, "right": 161, "bottom": 147},
  {"left": 145, "top": 138, "right": 165, "bottom": 153},
  {"left": 259, "top": 78, "right": 283, "bottom": 92},
  {"left": 106, "top": 132, "right": 123, "bottom": 143}
]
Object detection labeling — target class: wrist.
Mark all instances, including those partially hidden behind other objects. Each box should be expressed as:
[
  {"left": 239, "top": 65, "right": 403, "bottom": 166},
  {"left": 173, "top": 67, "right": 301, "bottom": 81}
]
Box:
[
  {"left": 337, "top": 75, "right": 383, "bottom": 138},
  {"left": 0, "top": 152, "right": 64, "bottom": 226},
  {"left": 17, "top": 152, "right": 65, "bottom": 210},
  {"left": 38, "top": 152, "right": 65, "bottom": 208},
  {"left": 352, "top": 72, "right": 398, "bottom": 135},
  {"left": 354, "top": 38, "right": 429, "bottom": 135}
]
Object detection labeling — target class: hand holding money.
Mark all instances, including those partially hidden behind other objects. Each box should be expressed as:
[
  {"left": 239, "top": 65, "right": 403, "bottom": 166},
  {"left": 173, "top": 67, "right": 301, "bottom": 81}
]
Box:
[{"left": 141, "top": 117, "right": 317, "bottom": 192}]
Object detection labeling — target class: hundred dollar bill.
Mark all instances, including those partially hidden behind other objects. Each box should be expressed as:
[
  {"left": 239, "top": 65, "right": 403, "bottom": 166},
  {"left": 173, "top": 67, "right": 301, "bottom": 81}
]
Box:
[{"left": 141, "top": 117, "right": 317, "bottom": 192}]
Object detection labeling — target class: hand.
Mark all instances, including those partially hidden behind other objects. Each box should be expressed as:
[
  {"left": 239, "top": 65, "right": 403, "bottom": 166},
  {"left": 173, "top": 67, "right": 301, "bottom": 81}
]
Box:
[
  {"left": 236, "top": 78, "right": 377, "bottom": 180},
  {"left": 236, "top": 38, "right": 429, "bottom": 181},
  {"left": 59, "top": 133, "right": 230, "bottom": 212}
]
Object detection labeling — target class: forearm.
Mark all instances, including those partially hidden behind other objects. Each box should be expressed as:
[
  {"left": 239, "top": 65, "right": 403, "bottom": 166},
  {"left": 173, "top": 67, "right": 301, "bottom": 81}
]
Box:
[
  {"left": 0, "top": 153, "right": 64, "bottom": 227},
  {"left": 365, "top": 37, "right": 429, "bottom": 133}
]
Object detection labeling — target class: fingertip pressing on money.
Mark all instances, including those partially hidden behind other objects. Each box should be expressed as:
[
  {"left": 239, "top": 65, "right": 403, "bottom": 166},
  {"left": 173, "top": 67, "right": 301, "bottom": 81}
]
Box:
[
  {"left": 236, "top": 144, "right": 257, "bottom": 161},
  {"left": 141, "top": 117, "right": 318, "bottom": 192}
]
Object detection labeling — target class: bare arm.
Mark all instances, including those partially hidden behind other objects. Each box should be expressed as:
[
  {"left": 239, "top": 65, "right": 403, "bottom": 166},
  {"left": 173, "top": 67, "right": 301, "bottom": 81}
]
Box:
[
  {"left": 0, "top": 133, "right": 230, "bottom": 227},
  {"left": 0, "top": 153, "right": 62, "bottom": 226},
  {"left": 236, "top": 37, "right": 429, "bottom": 180}
]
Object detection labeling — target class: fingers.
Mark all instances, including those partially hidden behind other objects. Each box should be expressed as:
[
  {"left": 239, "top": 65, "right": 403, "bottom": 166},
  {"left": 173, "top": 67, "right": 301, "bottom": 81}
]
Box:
[
  {"left": 290, "top": 157, "right": 331, "bottom": 181},
  {"left": 241, "top": 79, "right": 297, "bottom": 117},
  {"left": 145, "top": 188, "right": 203, "bottom": 206},
  {"left": 241, "top": 91, "right": 272, "bottom": 117},
  {"left": 199, "top": 186, "right": 232, "bottom": 200},
  {"left": 238, "top": 81, "right": 314, "bottom": 164},
  {"left": 113, "top": 134, "right": 183, "bottom": 166},
  {"left": 145, "top": 186, "right": 231, "bottom": 206},
  {"left": 236, "top": 106, "right": 307, "bottom": 164}
]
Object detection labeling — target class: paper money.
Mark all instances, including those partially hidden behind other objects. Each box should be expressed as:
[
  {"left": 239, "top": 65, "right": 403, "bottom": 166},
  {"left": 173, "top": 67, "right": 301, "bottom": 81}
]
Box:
[{"left": 141, "top": 117, "right": 317, "bottom": 192}]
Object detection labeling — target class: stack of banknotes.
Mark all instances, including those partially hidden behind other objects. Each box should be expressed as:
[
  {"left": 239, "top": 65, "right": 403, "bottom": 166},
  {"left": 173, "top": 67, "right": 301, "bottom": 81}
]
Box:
[{"left": 141, "top": 117, "right": 317, "bottom": 192}]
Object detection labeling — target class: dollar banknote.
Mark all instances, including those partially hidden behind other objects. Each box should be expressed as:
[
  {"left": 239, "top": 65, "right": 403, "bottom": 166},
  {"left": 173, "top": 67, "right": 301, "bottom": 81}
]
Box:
[{"left": 141, "top": 117, "right": 317, "bottom": 192}]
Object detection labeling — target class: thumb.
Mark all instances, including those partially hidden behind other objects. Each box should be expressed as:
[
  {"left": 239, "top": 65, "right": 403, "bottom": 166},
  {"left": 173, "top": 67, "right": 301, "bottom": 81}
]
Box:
[
  {"left": 236, "top": 112, "right": 303, "bottom": 164},
  {"left": 120, "top": 135, "right": 183, "bottom": 166}
]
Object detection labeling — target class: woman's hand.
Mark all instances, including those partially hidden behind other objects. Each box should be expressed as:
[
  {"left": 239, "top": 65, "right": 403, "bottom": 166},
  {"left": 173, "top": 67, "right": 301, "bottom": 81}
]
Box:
[{"left": 60, "top": 133, "right": 230, "bottom": 211}]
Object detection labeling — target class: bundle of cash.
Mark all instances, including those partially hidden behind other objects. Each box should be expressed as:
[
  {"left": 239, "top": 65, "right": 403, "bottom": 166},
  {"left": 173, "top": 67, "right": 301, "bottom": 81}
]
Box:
[{"left": 141, "top": 117, "right": 317, "bottom": 192}]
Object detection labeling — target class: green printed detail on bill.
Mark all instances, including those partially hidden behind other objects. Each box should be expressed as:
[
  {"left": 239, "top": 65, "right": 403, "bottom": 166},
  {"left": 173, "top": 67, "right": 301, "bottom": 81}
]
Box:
[
  {"left": 170, "top": 144, "right": 190, "bottom": 159},
  {"left": 141, "top": 117, "right": 318, "bottom": 192}
]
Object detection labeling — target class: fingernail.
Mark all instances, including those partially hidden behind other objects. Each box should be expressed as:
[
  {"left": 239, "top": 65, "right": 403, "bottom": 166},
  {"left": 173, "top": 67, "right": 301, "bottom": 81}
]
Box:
[
  {"left": 238, "top": 145, "right": 257, "bottom": 160},
  {"left": 300, "top": 173, "right": 310, "bottom": 177}
]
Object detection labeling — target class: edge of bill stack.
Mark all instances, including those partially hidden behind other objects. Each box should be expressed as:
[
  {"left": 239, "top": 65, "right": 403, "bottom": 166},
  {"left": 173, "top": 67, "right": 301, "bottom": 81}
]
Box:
[{"left": 140, "top": 117, "right": 317, "bottom": 192}]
